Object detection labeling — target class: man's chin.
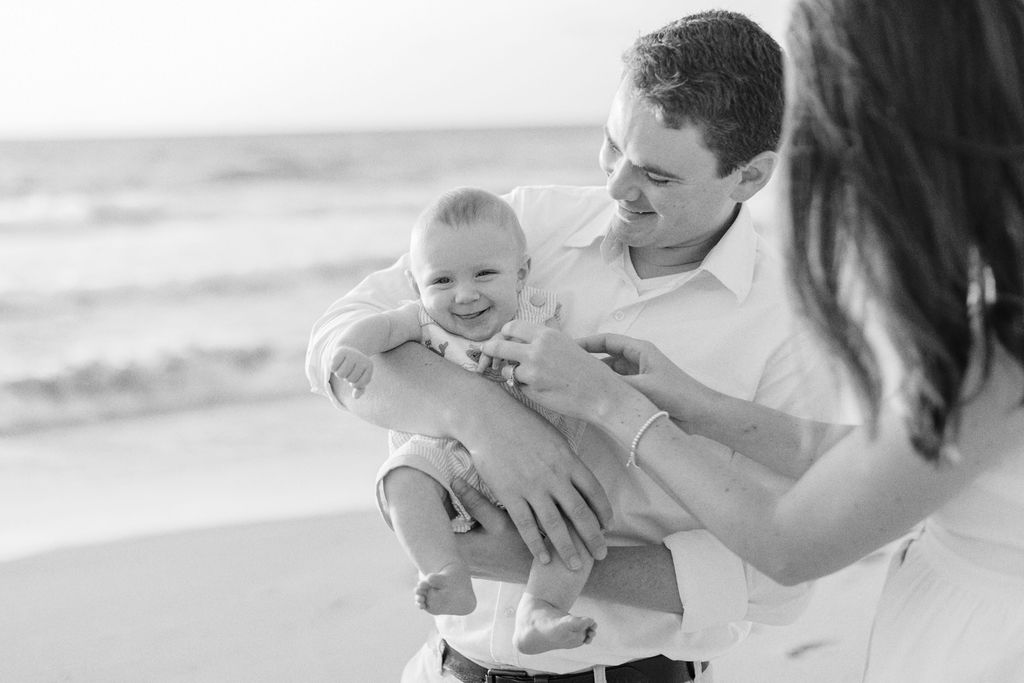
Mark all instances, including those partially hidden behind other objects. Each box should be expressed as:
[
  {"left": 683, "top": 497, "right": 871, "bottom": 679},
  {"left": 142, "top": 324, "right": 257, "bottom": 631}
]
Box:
[{"left": 608, "top": 220, "right": 654, "bottom": 248}]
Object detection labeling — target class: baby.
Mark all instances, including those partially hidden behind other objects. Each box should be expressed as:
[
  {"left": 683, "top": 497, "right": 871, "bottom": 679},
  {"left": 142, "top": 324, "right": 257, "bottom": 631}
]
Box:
[{"left": 330, "top": 187, "right": 595, "bottom": 654}]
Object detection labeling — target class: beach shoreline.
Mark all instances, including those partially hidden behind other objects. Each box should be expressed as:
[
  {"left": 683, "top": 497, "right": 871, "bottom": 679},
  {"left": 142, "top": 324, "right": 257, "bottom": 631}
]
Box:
[
  {"left": 0, "top": 506, "right": 886, "bottom": 682},
  {"left": 1, "top": 395, "right": 887, "bottom": 681}
]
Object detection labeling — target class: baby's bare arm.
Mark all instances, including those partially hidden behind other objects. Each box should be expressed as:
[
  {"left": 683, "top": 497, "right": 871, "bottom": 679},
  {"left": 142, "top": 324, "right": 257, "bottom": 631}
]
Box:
[{"left": 331, "top": 302, "right": 422, "bottom": 396}]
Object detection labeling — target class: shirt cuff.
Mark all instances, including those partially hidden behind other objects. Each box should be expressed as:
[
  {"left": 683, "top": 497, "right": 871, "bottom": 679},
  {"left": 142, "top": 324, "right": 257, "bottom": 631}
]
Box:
[{"left": 664, "top": 530, "right": 749, "bottom": 632}]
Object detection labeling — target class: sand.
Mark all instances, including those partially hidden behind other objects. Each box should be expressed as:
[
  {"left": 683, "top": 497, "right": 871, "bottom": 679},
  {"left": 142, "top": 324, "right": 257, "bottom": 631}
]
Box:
[{"left": 0, "top": 397, "right": 890, "bottom": 682}]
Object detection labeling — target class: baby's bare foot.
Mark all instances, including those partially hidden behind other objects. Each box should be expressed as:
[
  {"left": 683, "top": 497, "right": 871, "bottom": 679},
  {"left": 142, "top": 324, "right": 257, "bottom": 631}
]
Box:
[
  {"left": 414, "top": 564, "right": 476, "bottom": 615},
  {"left": 514, "top": 594, "right": 597, "bottom": 654}
]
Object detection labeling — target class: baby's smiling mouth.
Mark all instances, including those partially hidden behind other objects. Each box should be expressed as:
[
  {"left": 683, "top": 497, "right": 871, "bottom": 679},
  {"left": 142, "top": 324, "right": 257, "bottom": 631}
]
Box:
[{"left": 454, "top": 308, "right": 488, "bottom": 320}]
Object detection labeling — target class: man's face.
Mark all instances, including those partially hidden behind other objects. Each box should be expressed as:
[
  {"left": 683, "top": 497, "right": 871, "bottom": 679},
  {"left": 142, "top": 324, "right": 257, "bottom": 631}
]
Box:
[
  {"left": 599, "top": 81, "right": 746, "bottom": 259},
  {"left": 408, "top": 221, "right": 527, "bottom": 342}
]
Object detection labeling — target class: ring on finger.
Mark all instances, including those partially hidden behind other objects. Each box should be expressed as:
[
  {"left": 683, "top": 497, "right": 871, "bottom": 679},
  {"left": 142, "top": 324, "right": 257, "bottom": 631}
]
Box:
[{"left": 506, "top": 363, "right": 521, "bottom": 389}]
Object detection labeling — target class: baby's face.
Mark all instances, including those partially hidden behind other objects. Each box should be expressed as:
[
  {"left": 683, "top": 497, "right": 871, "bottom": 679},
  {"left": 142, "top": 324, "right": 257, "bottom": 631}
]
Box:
[{"left": 409, "top": 220, "right": 527, "bottom": 341}]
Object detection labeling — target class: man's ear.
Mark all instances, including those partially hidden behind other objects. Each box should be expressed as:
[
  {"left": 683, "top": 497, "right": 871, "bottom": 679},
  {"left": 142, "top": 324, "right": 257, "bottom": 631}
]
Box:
[
  {"left": 516, "top": 256, "right": 531, "bottom": 292},
  {"left": 729, "top": 150, "right": 778, "bottom": 203},
  {"left": 404, "top": 269, "right": 420, "bottom": 296}
]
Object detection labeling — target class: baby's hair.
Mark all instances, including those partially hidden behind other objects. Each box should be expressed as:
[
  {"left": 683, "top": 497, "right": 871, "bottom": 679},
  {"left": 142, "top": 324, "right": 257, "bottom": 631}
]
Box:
[{"left": 413, "top": 187, "right": 526, "bottom": 254}]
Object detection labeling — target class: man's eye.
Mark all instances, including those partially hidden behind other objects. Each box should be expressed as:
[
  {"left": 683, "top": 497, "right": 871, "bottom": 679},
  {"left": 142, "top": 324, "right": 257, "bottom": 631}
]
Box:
[{"left": 646, "top": 174, "right": 671, "bottom": 185}]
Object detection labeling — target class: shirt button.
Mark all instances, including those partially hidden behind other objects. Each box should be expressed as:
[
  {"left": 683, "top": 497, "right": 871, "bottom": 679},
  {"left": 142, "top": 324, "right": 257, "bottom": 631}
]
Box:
[
  {"left": 504, "top": 607, "right": 516, "bottom": 617},
  {"left": 613, "top": 310, "right": 625, "bottom": 321}
]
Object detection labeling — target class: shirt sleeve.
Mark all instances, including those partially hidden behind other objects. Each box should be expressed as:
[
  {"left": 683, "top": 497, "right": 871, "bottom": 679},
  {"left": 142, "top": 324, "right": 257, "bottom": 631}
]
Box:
[
  {"left": 304, "top": 253, "right": 417, "bottom": 410},
  {"left": 664, "top": 529, "right": 812, "bottom": 632},
  {"left": 756, "top": 326, "right": 861, "bottom": 425}
]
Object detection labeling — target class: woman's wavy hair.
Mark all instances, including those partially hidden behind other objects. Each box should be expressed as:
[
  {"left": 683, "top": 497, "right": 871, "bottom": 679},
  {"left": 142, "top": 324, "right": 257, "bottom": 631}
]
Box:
[{"left": 785, "top": 0, "right": 1024, "bottom": 460}]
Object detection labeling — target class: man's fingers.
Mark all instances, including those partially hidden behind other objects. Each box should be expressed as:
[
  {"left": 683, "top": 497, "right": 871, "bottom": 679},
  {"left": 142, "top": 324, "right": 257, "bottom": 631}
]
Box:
[
  {"left": 502, "top": 500, "right": 551, "bottom": 565},
  {"left": 452, "top": 478, "right": 503, "bottom": 526},
  {"left": 572, "top": 466, "right": 613, "bottom": 532},
  {"left": 560, "top": 489, "right": 608, "bottom": 560},
  {"left": 530, "top": 500, "right": 582, "bottom": 571}
]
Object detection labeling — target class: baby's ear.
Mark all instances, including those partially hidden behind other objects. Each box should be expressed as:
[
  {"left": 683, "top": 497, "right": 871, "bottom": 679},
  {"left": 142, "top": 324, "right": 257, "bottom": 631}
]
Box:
[
  {"left": 516, "top": 257, "right": 531, "bottom": 291},
  {"left": 404, "top": 269, "right": 420, "bottom": 296}
]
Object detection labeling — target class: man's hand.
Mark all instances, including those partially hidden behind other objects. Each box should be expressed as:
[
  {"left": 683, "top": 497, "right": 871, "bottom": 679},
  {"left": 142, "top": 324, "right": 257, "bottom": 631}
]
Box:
[
  {"left": 462, "top": 402, "right": 611, "bottom": 569},
  {"left": 452, "top": 478, "right": 533, "bottom": 583}
]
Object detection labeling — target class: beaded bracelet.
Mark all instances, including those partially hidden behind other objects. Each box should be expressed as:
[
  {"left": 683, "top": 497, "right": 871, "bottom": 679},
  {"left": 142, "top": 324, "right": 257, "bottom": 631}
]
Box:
[{"left": 627, "top": 410, "right": 670, "bottom": 468}]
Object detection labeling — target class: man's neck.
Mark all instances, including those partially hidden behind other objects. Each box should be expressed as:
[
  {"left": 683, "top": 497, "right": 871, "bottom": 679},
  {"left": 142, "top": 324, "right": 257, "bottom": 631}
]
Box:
[
  {"left": 629, "top": 205, "right": 741, "bottom": 280},
  {"left": 629, "top": 248, "right": 705, "bottom": 279}
]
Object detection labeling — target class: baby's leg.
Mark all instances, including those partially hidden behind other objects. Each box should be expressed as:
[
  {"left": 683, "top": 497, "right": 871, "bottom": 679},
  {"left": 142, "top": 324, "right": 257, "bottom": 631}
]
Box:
[
  {"left": 382, "top": 466, "right": 476, "bottom": 616},
  {"left": 513, "top": 527, "right": 596, "bottom": 654}
]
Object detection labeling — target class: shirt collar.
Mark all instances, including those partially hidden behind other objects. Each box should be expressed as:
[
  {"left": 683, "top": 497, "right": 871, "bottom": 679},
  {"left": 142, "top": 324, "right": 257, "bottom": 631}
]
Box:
[
  {"left": 563, "top": 202, "right": 758, "bottom": 303},
  {"left": 698, "top": 203, "right": 757, "bottom": 303}
]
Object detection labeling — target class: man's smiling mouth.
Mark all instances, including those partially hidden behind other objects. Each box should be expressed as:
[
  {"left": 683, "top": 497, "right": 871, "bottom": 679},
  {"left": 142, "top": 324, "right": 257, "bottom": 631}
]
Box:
[{"left": 618, "top": 205, "right": 655, "bottom": 218}]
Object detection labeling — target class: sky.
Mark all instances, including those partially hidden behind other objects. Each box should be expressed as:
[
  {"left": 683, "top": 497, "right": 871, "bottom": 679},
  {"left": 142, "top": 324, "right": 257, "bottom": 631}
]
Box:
[{"left": 0, "top": 1, "right": 792, "bottom": 140}]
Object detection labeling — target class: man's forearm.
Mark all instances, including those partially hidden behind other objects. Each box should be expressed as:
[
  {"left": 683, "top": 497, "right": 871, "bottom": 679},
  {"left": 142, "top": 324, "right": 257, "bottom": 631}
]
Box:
[{"left": 583, "top": 545, "right": 682, "bottom": 613}]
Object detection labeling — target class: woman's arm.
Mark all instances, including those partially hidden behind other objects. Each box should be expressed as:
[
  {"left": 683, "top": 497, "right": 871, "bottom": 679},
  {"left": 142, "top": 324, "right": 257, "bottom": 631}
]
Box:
[
  {"left": 482, "top": 324, "right": 1020, "bottom": 583},
  {"left": 484, "top": 326, "right": 849, "bottom": 477},
  {"left": 584, "top": 351, "right": 1021, "bottom": 584}
]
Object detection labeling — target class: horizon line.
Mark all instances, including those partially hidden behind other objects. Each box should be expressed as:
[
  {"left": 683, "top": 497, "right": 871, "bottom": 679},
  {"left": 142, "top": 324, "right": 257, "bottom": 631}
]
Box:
[{"left": 0, "top": 120, "right": 605, "bottom": 145}]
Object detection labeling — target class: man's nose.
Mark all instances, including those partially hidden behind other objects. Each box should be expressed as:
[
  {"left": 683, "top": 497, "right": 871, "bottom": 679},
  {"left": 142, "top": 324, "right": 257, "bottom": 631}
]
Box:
[{"left": 606, "top": 160, "right": 641, "bottom": 203}]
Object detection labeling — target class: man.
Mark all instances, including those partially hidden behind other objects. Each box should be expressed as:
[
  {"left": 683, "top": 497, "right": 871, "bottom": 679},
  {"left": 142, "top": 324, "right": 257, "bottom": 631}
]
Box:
[{"left": 307, "top": 11, "right": 848, "bottom": 682}]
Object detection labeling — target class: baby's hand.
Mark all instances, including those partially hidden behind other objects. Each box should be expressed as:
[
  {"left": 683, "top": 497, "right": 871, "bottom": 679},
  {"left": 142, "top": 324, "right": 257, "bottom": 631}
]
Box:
[{"left": 330, "top": 345, "right": 374, "bottom": 399}]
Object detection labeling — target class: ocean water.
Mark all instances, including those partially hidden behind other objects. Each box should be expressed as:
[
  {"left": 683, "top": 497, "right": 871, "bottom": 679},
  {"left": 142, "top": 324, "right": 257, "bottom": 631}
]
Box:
[{"left": 0, "top": 128, "right": 606, "bottom": 434}]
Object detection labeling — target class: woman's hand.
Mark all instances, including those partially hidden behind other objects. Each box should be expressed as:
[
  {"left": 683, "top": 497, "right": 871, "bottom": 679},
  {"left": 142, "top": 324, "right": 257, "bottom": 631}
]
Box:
[
  {"left": 480, "top": 321, "right": 637, "bottom": 422},
  {"left": 577, "top": 333, "right": 713, "bottom": 428}
]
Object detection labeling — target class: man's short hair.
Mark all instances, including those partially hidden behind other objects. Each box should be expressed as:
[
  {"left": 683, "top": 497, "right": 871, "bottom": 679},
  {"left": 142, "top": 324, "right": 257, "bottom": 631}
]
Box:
[{"left": 623, "top": 10, "right": 784, "bottom": 176}]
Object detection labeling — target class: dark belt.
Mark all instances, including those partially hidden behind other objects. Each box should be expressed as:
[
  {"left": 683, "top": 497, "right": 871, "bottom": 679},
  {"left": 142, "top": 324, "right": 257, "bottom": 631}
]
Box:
[{"left": 441, "top": 640, "right": 707, "bottom": 683}]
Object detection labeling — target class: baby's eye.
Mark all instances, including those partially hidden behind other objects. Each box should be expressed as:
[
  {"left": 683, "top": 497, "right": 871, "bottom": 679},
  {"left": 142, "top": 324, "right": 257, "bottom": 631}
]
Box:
[
  {"left": 431, "top": 277, "right": 452, "bottom": 286},
  {"left": 476, "top": 270, "right": 498, "bottom": 279}
]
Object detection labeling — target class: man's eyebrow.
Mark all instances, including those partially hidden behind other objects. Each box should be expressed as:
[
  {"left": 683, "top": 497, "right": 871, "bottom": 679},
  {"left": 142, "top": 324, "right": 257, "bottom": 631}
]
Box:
[{"left": 604, "top": 125, "right": 682, "bottom": 181}]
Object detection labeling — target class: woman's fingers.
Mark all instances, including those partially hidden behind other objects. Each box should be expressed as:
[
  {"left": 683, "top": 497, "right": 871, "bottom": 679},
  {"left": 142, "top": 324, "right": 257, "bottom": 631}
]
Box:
[
  {"left": 481, "top": 336, "right": 529, "bottom": 366},
  {"left": 579, "top": 333, "right": 646, "bottom": 363},
  {"left": 499, "top": 319, "right": 545, "bottom": 342}
]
